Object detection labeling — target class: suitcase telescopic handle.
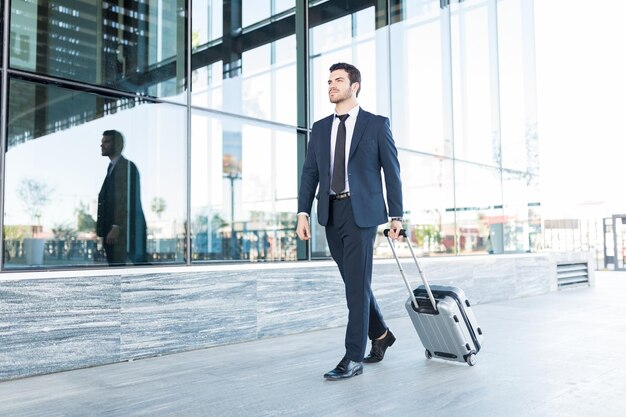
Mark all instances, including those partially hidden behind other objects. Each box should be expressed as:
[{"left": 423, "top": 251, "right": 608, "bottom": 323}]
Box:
[{"left": 384, "top": 229, "right": 438, "bottom": 312}]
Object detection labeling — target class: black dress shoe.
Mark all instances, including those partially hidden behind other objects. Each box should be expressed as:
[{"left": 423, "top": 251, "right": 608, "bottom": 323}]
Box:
[
  {"left": 364, "top": 329, "right": 396, "bottom": 363},
  {"left": 323, "top": 356, "right": 363, "bottom": 380}
]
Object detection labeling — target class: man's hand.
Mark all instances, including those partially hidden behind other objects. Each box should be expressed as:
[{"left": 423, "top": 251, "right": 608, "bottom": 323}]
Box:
[
  {"left": 296, "top": 214, "right": 311, "bottom": 240},
  {"left": 106, "top": 225, "right": 120, "bottom": 245},
  {"left": 387, "top": 220, "right": 403, "bottom": 240}
]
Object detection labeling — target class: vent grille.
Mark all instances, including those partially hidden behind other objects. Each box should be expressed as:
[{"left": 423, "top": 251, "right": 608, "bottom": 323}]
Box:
[{"left": 557, "top": 263, "right": 589, "bottom": 288}]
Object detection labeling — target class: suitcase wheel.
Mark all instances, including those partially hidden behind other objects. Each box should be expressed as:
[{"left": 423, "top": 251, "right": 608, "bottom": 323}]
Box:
[
  {"left": 465, "top": 353, "right": 476, "bottom": 366},
  {"left": 425, "top": 349, "right": 432, "bottom": 360}
]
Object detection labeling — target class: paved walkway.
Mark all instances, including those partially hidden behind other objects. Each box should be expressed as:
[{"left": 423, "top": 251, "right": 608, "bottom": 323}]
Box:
[{"left": 1, "top": 271, "right": 625, "bottom": 417}]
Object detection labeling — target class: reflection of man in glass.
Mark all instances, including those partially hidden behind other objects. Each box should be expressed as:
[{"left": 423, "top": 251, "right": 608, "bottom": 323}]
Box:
[{"left": 97, "top": 130, "right": 147, "bottom": 265}]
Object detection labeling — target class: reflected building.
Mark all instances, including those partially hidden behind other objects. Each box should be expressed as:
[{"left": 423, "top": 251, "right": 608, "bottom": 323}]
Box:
[{"left": 8, "top": 1, "right": 179, "bottom": 147}]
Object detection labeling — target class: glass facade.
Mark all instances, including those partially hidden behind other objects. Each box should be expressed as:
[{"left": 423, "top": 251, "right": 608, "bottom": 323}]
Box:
[
  {"left": 4, "top": 79, "right": 187, "bottom": 268},
  {"left": 0, "top": 0, "right": 539, "bottom": 270},
  {"left": 10, "top": 0, "right": 186, "bottom": 101}
]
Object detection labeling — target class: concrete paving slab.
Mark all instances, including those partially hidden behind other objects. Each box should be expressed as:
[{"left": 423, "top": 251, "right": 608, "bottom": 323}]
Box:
[{"left": 0, "top": 271, "right": 624, "bottom": 417}]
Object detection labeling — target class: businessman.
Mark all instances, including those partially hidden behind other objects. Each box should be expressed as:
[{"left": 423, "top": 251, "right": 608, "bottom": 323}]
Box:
[
  {"left": 97, "top": 129, "right": 147, "bottom": 266},
  {"left": 297, "top": 63, "right": 404, "bottom": 380}
]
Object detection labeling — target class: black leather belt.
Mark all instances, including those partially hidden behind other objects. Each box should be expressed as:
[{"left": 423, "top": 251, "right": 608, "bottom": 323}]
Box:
[{"left": 330, "top": 192, "right": 350, "bottom": 201}]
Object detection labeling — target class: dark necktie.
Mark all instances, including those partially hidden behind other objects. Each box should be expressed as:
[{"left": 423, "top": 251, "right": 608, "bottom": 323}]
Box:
[
  {"left": 107, "top": 162, "right": 113, "bottom": 176},
  {"left": 332, "top": 114, "right": 349, "bottom": 194}
]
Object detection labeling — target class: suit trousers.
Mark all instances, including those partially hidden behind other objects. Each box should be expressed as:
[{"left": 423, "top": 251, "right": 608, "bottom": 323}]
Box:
[
  {"left": 325, "top": 197, "right": 387, "bottom": 362},
  {"left": 104, "top": 241, "right": 127, "bottom": 266}
]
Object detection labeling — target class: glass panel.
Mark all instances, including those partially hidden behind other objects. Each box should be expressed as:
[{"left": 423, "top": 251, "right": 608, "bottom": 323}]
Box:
[
  {"left": 191, "top": 1, "right": 297, "bottom": 125},
  {"left": 390, "top": 1, "right": 449, "bottom": 157},
  {"left": 191, "top": 0, "right": 224, "bottom": 113},
  {"left": 243, "top": 0, "right": 270, "bottom": 28},
  {"left": 190, "top": 110, "right": 298, "bottom": 262},
  {"left": 376, "top": 152, "right": 456, "bottom": 257},
  {"left": 497, "top": 0, "right": 540, "bottom": 253},
  {"left": 241, "top": 0, "right": 272, "bottom": 27},
  {"left": 450, "top": 0, "right": 498, "bottom": 166},
  {"left": 3, "top": 79, "right": 187, "bottom": 269},
  {"left": 308, "top": 5, "right": 381, "bottom": 257},
  {"left": 403, "top": 0, "right": 437, "bottom": 20},
  {"left": 309, "top": 6, "right": 381, "bottom": 124},
  {"left": 453, "top": 162, "right": 503, "bottom": 254},
  {"left": 1, "top": 1, "right": 3, "bottom": 65},
  {"left": 497, "top": 0, "right": 539, "bottom": 181},
  {"left": 274, "top": 0, "right": 295, "bottom": 15},
  {"left": 502, "top": 169, "right": 540, "bottom": 253},
  {"left": 241, "top": 36, "right": 297, "bottom": 125},
  {"left": 497, "top": 0, "right": 524, "bottom": 171},
  {"left": 501, "top": 170, "right": 527, "bottom": 252},
  {"left": 9, "top": 0, "right": 186, "bottom": 101},
  {"left": 192, "top": 0, "right": 223, "bottom": 44}
]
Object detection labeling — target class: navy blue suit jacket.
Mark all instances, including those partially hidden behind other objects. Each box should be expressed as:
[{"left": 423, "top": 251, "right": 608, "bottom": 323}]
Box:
[
  {"left": 298, "top": 108, "right": 403, "bottom": 228},
  {"left": 97, "top": 156, "right": 147, "bottom": 263}
]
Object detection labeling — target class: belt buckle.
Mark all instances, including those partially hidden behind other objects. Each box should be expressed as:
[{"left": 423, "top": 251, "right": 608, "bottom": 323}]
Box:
[{"left": 332, "top": 192, "right": 350, "bottom": 201}]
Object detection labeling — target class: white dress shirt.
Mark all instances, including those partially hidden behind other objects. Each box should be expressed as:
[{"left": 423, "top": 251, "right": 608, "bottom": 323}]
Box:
[
  {"left": 107, "top": 156, "right": 121, "bottom": 175},
  {"left": 330, "top": 104, "right": 360, "bottom": 194}
]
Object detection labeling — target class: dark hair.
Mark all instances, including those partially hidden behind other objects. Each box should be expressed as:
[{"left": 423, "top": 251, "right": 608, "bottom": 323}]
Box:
[
  {"left": 102, "top": 129, "right": 125, "bottom": 152},
  {"left": 329, "top": 62, "right": 361, "bottom": 97}
]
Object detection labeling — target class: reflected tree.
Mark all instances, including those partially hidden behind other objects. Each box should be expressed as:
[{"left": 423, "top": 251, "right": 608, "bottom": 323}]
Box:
[
  {"left": 16, "top": 178, "right": 52, "bottom": 237},
  {"left": 52, "top": 223, "right": 77, "bottom": 240},
  {"left": 75, "top": 201, "right": 96, "bottom": 232},
  {"left": 151, "top": 196, "right": 167, "bottom": 219}
]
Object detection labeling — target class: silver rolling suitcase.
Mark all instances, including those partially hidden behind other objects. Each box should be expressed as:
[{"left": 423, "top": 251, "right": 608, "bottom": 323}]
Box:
[{"left": 385, "top": 229, "right": 484, "bottom": 366}]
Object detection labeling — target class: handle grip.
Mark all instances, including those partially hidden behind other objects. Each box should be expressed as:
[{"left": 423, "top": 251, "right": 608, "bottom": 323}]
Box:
[{"left": 383, "top": 228, "right": 407, "bottom": 238}]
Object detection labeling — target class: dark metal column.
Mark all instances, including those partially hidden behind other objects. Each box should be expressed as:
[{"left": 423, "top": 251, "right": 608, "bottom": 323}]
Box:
[
  {"left": 222, "top": 0, "right": 243, "bottom": 259},
  {"left": 0, "top": 0, "right": 10, "bottom": 270},
  {"left": 185, "top": 0, "right": 192, "bottom": 264},
  {"left": 375, "top": 0, "right": 389, "bottom": 29},
  {"left": 223, "top": 0, "right": 242, "bottom": 78},
  {"left": 296, "top": 0, "right": 310, "bottom": 260}
]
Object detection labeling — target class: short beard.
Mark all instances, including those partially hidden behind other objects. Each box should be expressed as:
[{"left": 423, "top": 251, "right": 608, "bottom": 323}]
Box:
[{"left": 329, "top": 91, "right": 351, "bottom": 104}]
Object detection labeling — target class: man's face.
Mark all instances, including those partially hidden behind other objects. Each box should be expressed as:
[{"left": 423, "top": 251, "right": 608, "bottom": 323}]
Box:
[
  {"left": 328, "top": 69, "right": 358, "bottom": 104},
  {"left": 101, "top": 136, "right": 116, "bottom": 157}
]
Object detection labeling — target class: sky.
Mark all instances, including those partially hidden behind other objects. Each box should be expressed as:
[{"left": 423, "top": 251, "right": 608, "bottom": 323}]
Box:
[{"left": 534, "top": 1, "right": 626, "bottom": 219}]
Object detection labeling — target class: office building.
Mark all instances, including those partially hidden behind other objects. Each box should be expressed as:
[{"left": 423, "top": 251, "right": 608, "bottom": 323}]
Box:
[{"left": 1, "top": 0, "right": 581, "bottom": 382}]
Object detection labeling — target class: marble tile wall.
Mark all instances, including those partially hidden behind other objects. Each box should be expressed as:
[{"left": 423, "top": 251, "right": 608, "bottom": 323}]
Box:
[
  {"left": 0, "top": 252, "right": 593, "bottom": 381},
  {"left": 120, "top": 271, "right": 258, "bottom": 360},
  {"left": 0, "top": 276, "right": 121, "bottom": 380},
  {"left": 256, "top": 269, "right": 346, "bottom": 338}
]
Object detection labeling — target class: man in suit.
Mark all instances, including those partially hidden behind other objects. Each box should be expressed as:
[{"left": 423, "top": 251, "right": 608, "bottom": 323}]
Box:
[
  {"left": 297, "top": 63, "right": 404, "bottom": 380},
  {"left": 97, "top": 130, "right": 147, "bottom": 266}
]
